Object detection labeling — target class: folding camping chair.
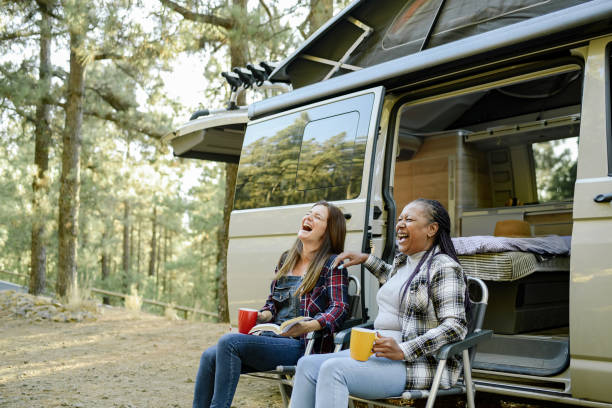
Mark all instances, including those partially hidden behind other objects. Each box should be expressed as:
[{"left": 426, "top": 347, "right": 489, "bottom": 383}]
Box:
[
  {"left": 333, "top": 276, "right": 492, "bottom": 408},
  {"left": 244, "top": 274, "right": 362, "bottom": 408}
]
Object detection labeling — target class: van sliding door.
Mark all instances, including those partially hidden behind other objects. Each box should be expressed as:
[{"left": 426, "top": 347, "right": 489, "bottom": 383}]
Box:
[{"left": 227, "top": 87, "right": 385, "bottom": 323}]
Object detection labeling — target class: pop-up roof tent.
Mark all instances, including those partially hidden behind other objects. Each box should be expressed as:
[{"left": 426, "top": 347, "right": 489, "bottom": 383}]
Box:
[
  {"left": 269, "top": 0, "right": 587, "bottom": 89},
  {"left": 167, "top": 0, "right": 605, "bottom": 161}
]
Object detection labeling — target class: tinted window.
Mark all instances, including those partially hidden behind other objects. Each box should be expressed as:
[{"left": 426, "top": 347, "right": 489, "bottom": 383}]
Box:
[{"left": 234, "top": 93, "right": 374, "bottom": 210}]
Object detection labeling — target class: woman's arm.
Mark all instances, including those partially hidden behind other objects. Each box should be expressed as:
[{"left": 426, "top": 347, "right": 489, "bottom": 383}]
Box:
[
  {"left": 333, "top": 252, "right": 393, "bottom": 284},
  {"left": 311, "top": 258, "right": 350, "bottom": 333},
  {"left": 397, "top": 264, "right": 468, "bottom": 362}
]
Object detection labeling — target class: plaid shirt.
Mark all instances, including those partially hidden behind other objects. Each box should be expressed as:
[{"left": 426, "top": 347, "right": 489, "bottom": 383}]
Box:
[
  {"left": 261, "top": 254, "right": 349, "bottom": 353},
  {"left": 364, "top": 247, "right": 468, "bottom": 389}
]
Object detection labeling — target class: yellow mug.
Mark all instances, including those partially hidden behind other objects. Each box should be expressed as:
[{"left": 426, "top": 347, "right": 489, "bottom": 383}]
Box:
[{"left": 350, "top": 328, "right": 379, "bottom": 361}]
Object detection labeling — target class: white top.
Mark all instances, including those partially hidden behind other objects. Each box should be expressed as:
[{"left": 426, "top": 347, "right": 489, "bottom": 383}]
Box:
[{"left": 373, "top": 251, "right": 426, "bottom": 343}]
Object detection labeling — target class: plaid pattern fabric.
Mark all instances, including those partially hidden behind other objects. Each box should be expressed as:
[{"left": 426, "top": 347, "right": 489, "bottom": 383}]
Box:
[
  {"left": 261, "top": 254, "right": 349, "bottom": 353},
  {"left": 364, "top": 248, "right": 468, "bottom": 389},
  {"left": 459, "top": 252, "right": 570, "bottom": 281},
  {"left": 451, "top": 235, "right": 570, "bottom": 256}
]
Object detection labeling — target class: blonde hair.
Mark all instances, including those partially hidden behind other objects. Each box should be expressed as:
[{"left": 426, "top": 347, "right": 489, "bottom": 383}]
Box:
[{"left": 275, "top": 201, "right": 346, "bottom": 296}]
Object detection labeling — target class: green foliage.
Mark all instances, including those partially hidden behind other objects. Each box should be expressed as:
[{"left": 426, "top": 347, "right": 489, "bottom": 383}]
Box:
[
  {"left": 533, "top": 138, "right": 578, "bottom": 202},
  {"left": 0, "top": 0, "right": 343, "bottom": 317}
]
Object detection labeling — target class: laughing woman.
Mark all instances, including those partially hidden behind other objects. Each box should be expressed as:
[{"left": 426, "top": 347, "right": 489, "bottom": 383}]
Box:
[
  {"left": 192, "top": 201, "right": 349, "bottom": 408},
  {"left": 290, "top": 199, "right": 468, "bottom": 408}
]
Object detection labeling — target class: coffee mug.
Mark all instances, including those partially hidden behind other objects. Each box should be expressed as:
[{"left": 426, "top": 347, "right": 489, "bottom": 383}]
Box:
[
  {"left": 238, "top": 308, "right": 259, "bottom": 334},
  {"left": 350, "top": 327, "right": 379, "bottom": 361}
]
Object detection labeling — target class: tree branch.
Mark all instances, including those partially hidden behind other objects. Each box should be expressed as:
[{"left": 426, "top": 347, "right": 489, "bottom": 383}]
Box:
[
  {"left": 94, "top": 53, "right": 125, "bottom": 61},
  {"left": 258, "top": 0, "right": 273, "bottom": 23},
  {"left": 35, "top": 0, "right": 63, "bottom": 20},
  {"left": 84, "top": 109, "right": 167, "bottom": 139},
  {"left": 160, "top": 0, "right": 233, "bottom": 30},
  {"left": 0, "top": 31, "right": 39, "bottom": 42}
]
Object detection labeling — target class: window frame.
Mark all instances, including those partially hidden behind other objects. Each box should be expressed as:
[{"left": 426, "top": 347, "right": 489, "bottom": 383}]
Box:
[{"left": 234, "top": 87, "right": 384, "bottom": 210}]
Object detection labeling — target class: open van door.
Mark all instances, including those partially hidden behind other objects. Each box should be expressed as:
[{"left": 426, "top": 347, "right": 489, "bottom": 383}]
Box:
[
  {"left": 226, "top": 86, "right": 385, "bottom": 323},
  {"left": 568, "top": 38, "right": 612, "bottom": 404}
]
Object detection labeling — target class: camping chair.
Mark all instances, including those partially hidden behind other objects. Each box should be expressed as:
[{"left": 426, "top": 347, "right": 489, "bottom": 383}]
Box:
[
  {"left": 333, "top": 276, "right": 492, "bottom": 408},
  {"left": 244, "top": 274, "right": 362, "bottom": 408}
]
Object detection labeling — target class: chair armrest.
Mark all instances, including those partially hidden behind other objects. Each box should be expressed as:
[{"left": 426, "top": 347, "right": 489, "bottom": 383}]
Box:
[
  {"left": 436, "top": 330, "right": 493, "bottom": 360},
  {"left": 275, "top": 365, "right": 296, "bottom": 375},
  {"left": 334, "top": 322, "right": 374, "bottom": 349},
  {"left": 304, "top": 329, "right": 323, "bottom": 355}
]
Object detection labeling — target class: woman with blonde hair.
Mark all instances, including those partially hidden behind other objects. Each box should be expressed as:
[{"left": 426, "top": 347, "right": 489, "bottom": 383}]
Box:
[{"left": 193, "top": 201, "right": 349, "bottom": 408}]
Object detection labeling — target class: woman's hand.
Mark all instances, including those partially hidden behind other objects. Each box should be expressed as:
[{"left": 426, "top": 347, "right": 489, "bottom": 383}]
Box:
[
  {"left": 332, "top": 251, "right": 369, "bottom": 269},
  {"left": 257, "top": 310, "right": 273, "bottom": 323},
  {"left": 372, "top": 336, "right": 404, "bottom": 361},
  {"left": 281, "top": 319, "right": 322, "bottom": 338}
]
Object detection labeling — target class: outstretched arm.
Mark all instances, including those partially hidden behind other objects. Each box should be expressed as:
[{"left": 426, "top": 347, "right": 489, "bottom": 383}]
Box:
[{"left": 333, "top": 251, "right": 394, "bottom": 284}]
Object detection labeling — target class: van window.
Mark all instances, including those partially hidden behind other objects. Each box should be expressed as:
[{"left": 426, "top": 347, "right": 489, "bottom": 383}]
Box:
[
  {"left": 234, "top": 93, "right": 374, "bottom": 210},
  {"left": 533, "top": 137, "right": 578, "bottom": 202},
  {"left": 392, "top": 65, "right": 583, "bottom": 233}
]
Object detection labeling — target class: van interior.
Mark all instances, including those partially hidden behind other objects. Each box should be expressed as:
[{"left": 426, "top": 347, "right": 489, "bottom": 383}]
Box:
[{"left": 391, "top": 62, "right": 582, "bottom": 390}]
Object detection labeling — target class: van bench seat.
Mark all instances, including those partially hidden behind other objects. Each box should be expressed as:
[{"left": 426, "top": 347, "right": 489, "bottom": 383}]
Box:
[
  {"left": 459, "top": 252, "right": 569, "bottom": 281},
  {"left": 462, "top": 252, "right": 569, "bottom": 334}
]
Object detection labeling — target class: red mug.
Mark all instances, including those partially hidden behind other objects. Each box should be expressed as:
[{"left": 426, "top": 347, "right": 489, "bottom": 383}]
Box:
[{"left": 238, "top": 308, "right": 259, "bottom": 334}]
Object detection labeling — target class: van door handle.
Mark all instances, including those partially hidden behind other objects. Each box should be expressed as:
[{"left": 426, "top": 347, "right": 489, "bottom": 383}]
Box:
[
  {"left": 594, "top": 193, "right": 612, "bottom": 203},
  {"left": 344, "top": 213, "right": 352, "bottom": 220}
]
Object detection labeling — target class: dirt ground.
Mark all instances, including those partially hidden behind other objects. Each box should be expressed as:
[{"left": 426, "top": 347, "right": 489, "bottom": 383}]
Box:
[
  {"left": 0, "top": 304, "right": 284, "bottom": 408},
  {"left": 0, "top": 293, "right": 564, "bottom": 408}
]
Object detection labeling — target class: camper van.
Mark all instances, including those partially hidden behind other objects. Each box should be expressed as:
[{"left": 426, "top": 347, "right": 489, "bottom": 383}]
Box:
[{"left": 166, "top": 0, "right": 612, "bottom": 406}]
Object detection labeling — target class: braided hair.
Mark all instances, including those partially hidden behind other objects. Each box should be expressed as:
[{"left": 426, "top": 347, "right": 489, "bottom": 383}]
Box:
[{"left": 398, "top": 199, "right": 466, "bottom": 308}]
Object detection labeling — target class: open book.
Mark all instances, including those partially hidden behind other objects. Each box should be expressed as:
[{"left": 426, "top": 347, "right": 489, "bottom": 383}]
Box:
[{"left": 248, "top": 316, "right": 314, "bottom": 335}]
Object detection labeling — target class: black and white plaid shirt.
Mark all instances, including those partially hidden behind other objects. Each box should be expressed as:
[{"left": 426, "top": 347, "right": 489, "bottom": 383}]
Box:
[{"left": 364, "top": 247, "right": 468, "bottom": 389}]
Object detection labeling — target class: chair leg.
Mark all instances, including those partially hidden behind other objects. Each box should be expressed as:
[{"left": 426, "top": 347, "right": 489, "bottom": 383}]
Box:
[
  {"left": 278, "top": 382, "right": 291, "bottom": 408},
  {"left": 425, "top": 359, "right": 447, "bottom": 408},
  {"left": 463, "top": 349, "right": 475, "bottom": 408}
]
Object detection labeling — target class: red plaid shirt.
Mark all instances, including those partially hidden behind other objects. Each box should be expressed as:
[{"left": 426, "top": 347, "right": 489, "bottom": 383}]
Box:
[{"left": 261, "top": 254, "right": 349, "bottom": 353}]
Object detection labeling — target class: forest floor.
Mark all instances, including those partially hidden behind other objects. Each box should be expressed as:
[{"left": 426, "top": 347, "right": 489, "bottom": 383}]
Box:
[
  {"left": 0, "top": 290, "right": 563, "bottom": 408},
  {"left": 0, "top": 291, "right": 283, "bottom": 408}
]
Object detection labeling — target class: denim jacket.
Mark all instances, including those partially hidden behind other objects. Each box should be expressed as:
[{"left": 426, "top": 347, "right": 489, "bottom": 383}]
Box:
[{"left": 260, "top": 254, "right": 349, "bottom": 353}]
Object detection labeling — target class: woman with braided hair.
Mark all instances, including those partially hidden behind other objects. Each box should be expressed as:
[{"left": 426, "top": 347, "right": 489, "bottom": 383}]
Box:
[{"left": 290, "top": 199, "right": 468, "bottom": 408}]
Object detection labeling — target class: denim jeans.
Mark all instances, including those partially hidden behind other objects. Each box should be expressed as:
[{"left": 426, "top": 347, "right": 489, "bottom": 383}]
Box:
[
  {"left": 193, "top": 332, "right": 305, "bottom": 408},
  {"left": 290, "top": 350, "right": 407, "bottom": 408}
]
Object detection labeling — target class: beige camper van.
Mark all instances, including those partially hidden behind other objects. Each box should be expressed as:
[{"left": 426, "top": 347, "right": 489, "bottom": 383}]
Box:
[{"left": 166, "top": 0, "right": 612, "bottom": 406}]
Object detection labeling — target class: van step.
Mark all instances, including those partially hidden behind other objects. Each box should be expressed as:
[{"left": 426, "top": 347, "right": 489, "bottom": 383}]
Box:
[{"left": 474, "top": 334, "right": 569, "bottom": 376}]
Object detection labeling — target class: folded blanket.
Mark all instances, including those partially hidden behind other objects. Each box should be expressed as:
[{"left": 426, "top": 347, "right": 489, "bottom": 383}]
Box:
[{"left": 451, "top": 235, "right": 571, "bottom": 256}]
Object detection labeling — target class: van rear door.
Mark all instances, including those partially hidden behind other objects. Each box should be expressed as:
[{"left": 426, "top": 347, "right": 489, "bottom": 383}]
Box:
[{"left": 227, "top": 87, "right": 385, "bottom": 322}]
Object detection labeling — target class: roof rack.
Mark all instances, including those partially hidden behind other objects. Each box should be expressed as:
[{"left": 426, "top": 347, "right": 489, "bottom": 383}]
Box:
[{"left": 220, "top": 61, "right": 292, "bottom": 110}]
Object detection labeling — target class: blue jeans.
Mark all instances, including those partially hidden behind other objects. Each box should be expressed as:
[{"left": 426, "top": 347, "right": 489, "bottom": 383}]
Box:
[
  {"left": 290, "top": 350, "right": 407, "bottom": 408},
  {"left": 193, "top": 333, "right": 305, "bottom": 408}
]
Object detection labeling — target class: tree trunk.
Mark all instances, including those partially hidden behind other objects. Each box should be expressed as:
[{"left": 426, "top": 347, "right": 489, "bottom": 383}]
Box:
[
  {"left": 130, "top": 223, "right": 134, "bottom": 276},
  {"left": 216, "top": 162, "right": 238, "bottom": 323},
  {"left": 214, "top": 0, "right": 247, "bottom": 322},
  {"left": 30, "top": 5, "right": 52, "bottom": 295},
  {"left": 148, "top": 206, "right": 157, "bottom": 277},
  {"left": 122, "top": 200, "right": 130, "bottom": 291},
  {"left": 160, "top": 226, "right": 166, "bottom": 294},
  {"left": 57, "top": 31, "right": 86, "bottom": 298},
  {"left": 137, "top": 219, "right": 141, "bottom": 276},
  {"left": 101, "top": 226, "right": 111, "bottom": 305}
]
